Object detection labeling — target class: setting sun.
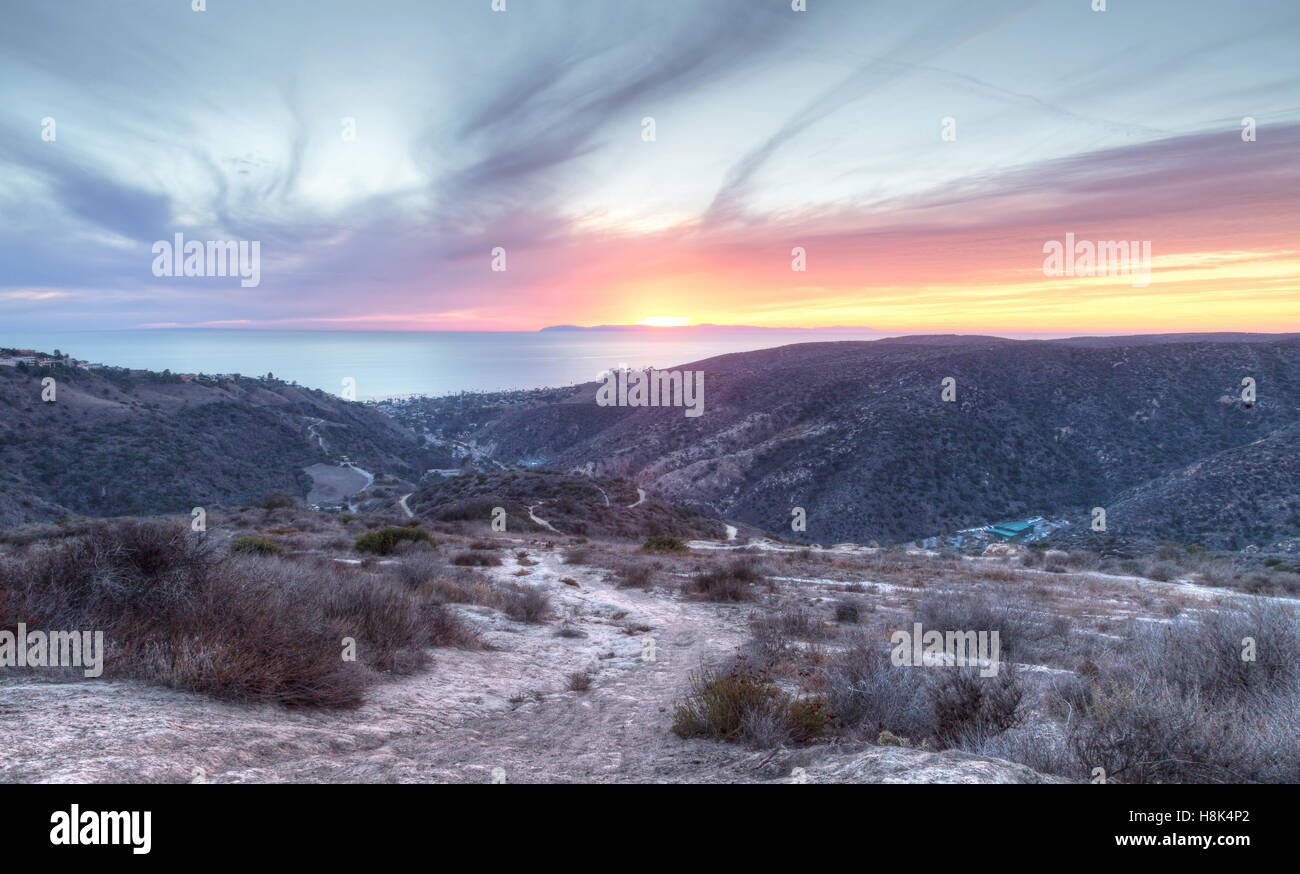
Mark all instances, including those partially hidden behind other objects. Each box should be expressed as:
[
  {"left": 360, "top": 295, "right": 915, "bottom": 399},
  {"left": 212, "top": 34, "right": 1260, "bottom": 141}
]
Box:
[{"left": 636, "top": 316, "right": 693, "bottom": 327}]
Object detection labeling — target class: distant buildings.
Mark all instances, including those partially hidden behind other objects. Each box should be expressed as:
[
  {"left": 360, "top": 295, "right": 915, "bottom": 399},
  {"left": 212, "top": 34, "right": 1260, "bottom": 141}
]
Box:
[
  {"left": 0, "top": 349, "right": 96, "bottom": 368},
  {"left": 1, "top": 349, "right": 43, "bottom": 366},
  {"left": 986, "top": 520, "right": 1037, "bottom": 540},
  {"left": 0, "top": 351, "right": 235, "bottom": 381},
  {"left": 917, "top": 516, "right": 1071, "bottom": 551}
]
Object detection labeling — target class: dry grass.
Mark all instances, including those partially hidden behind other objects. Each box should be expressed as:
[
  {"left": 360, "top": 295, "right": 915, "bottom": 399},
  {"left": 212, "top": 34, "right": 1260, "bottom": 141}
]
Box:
[
  {"left": 687, "top": 557, "right": 768, "bottom": 602},
  {"left": 451, "top": 551, "right": 502, "bottom": 567},
  {"left": 0, "top": 520, "right": 471, "bottom": 707}
]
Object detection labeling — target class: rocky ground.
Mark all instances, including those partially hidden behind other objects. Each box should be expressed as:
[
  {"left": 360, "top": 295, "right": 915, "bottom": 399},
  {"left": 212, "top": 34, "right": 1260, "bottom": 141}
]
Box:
[{"left": 4, "top": 508, "right": 1298, "bottom": 784}]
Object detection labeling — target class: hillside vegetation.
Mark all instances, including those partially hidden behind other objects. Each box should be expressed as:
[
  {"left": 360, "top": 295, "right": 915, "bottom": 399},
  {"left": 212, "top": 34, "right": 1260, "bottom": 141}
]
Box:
[
  {"left": 465, "top": 334, "right": 1300, "bottom": 548},
  {"left": 410, "top": 469, "right": 722, "bottom": 540},
  {"left": 0, "top": 364, "right": 432, "bottom": 527}
]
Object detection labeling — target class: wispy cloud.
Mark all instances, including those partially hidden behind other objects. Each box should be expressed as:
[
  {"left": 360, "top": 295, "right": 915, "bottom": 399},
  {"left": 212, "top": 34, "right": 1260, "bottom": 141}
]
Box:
[{"left": 0, "top": 0, "right": 1297, "bottom": 333}]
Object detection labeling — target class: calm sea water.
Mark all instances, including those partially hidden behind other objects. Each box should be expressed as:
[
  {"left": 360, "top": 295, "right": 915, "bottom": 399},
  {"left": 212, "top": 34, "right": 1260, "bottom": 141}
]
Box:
[{"left": 0, "top": 329, "right": 885, "bottom": 400}]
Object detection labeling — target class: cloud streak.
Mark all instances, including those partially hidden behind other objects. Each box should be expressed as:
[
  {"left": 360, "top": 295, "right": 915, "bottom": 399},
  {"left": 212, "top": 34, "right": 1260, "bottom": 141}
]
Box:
[{"left": 0, "top": 0, "right": 1297, "bottom": 333}]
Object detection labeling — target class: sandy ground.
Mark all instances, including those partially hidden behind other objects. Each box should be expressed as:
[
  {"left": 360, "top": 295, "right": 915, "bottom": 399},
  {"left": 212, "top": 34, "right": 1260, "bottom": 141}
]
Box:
[
  {"left": 10, "top": 538, "right": 1263, "bottom": 783},
  {"left": 0, "top": 546, "right": 758, "bottom": 783}
]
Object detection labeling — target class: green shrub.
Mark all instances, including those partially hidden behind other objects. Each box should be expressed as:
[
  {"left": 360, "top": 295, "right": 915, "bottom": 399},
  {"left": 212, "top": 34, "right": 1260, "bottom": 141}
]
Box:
[
  {"left": 672, "top": 663, "right": 774, "bottom": 741},
  {"left": 230, "top": 535, "right": 284, "bottom": 556},
  {"left": 643, "top": 535, "right": 687, "bottom": 552},
  {"left": 672, "top": 661, "right": 828, "bottom": 745},
  {"left": 354, "top": 526, "right": 435, "bottom": 555}
]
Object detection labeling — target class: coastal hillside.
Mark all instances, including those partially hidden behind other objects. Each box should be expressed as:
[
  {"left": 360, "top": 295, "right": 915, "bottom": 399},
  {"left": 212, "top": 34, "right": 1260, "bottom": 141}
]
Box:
[
  {"left": 0, "top": 360, "right": 433, "bottom": 526},
  {"left": 409, "top": 469, "right": 725, "bottom": 540},
  {"left": 453, "top": 334, "right": 1300, "bottom": 546},
  {"left": 1091, "top": 421, "right": 1300, "bottom": 551}
]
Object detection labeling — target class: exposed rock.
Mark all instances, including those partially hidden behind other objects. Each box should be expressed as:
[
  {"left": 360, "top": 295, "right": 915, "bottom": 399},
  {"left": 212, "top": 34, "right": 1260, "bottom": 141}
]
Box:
[
  {"left": 752, "top": 743, "right": 1058, "bottom": 784},
  {"left": 982, "top": 542, "right": 1028, "bottom": 559}
]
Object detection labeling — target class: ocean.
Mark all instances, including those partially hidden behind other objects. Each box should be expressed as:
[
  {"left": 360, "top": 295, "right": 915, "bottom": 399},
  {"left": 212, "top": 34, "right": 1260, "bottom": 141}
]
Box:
[{"left": 0, "top": 328, "right": 884, "bottom": 400}]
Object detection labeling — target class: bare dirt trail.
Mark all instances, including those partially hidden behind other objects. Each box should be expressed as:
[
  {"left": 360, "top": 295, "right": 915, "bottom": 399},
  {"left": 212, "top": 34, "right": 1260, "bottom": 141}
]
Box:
[
  {"left": 1, "top": 546, "right": 750, "bottom": 784},
  {"left": 525, "top": 503, "right": 560, "bottom": 533},
  {"left": 219, "top": 548, "right": 751, "bottom": 783}
]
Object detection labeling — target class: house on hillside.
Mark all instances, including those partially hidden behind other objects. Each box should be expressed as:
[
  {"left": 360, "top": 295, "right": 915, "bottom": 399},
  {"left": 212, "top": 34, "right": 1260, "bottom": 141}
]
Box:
[
  {"left": 987, "top": 519, "right": 1036, "bottom": 541},
  {"left": 917, "top": 515, "right": 1070, "bottom": 551}
]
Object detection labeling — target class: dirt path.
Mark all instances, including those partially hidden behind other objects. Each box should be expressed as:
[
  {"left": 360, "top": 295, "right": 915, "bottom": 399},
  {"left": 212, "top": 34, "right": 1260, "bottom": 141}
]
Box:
[
  {"left": 305, "top": 417, "right": 328, "bottom": 452},
  {"left": 398, "top": 493, "right": 414, "bottom": 518},
  {"left": 249, "top": 551, "right": 749, "bottom": 783},
  {"left": 341, "top": 462, "right": 374, "bottom": 512},
  {"left": 1, "top": 548, "right": 749, "bottom": 783},
  {"left": 526, "top": 502, "right": 560, "bottom": 534}
]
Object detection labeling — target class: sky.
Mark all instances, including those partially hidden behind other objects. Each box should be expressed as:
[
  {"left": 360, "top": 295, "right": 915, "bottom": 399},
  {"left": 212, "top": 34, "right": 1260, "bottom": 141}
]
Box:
[{"left": 1, "top": 0, "right": 1298, "bottom": 334}]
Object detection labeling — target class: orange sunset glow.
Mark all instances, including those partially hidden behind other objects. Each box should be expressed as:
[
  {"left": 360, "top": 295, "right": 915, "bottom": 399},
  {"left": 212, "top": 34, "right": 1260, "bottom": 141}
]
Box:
[{"left": 3, "top": 0, "right": 1297, "bottom": 338}]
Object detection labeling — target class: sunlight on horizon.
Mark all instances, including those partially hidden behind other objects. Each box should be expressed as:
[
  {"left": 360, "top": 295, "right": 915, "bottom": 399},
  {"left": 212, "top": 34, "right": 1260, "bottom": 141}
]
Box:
[{"left": 636, "top": 316, "right": 694, "bottom": 327}]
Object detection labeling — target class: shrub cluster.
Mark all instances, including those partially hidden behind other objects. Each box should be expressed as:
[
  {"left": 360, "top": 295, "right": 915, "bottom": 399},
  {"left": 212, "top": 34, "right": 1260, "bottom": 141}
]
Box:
[
  {"left": 687, "top": 558, "right": 766, "bottom": 601},
  {"left": 821, "top": 633, "right": 1026, "bottom": 749},
  {"left": 229, "top": 535, "right": 284, "bottom": 556},
  {"left": 0, "top": 520, "right": 469, "bottom": 708},
  {"left": 1063, "top": 601, "right": 1300, "bottom": 783},
  {"left": 672, "top": 661, "right": 829, "bottom": 747},
  {"left": 642, "top": 535, "right": 687, "bottom": 552},
  {"left": 354, "top": 526, "right": 435, "bottom": 555},
  {"left": 450, "top": 551, "right": 502, "bottom": 567}
]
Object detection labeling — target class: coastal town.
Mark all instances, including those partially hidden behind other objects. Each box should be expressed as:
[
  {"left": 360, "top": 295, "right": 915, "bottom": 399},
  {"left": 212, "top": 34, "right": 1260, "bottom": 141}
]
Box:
[{"left": 0, "top": 347, "right": 240, "bottom": 383}]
